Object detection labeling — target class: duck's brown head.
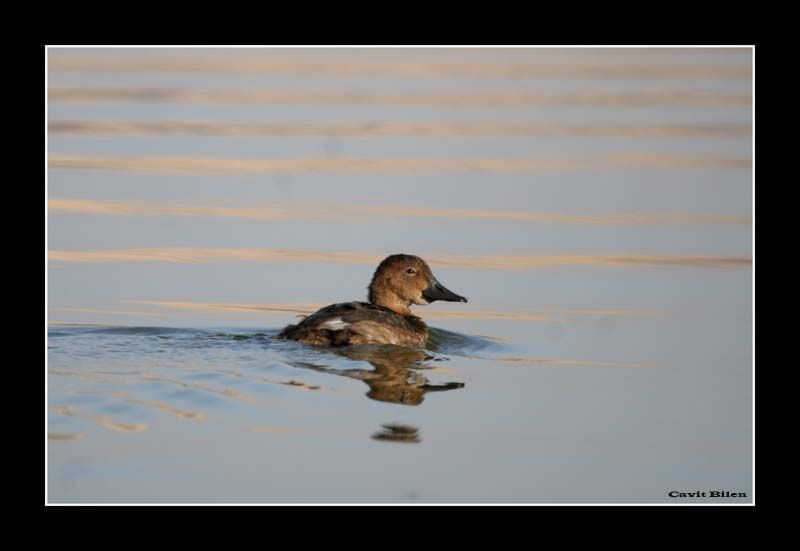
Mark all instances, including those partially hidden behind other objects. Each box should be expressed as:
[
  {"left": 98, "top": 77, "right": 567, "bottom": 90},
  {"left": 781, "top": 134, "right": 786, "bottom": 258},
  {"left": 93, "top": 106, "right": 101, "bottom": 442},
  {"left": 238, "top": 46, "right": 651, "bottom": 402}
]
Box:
[{"left": 367, "top": 254, "right": 467, "bottom": 316}]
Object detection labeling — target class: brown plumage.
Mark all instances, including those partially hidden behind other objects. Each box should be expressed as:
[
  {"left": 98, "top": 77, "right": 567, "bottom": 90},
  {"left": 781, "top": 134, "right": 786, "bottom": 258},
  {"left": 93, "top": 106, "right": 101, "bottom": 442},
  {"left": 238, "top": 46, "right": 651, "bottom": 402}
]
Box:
[{"left": 276, "top": 254, "right": 467, "bottom": 348}]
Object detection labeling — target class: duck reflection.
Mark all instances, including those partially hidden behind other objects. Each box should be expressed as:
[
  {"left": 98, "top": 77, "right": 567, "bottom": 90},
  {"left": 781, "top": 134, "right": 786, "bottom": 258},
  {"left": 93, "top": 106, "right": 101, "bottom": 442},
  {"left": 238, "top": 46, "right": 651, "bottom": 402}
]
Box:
[
  {"left": 371, "top": 424, "right": 421, "bottom": 443},
  {"left": 287, "top": 345, "right": 465, "bottom": 406}
]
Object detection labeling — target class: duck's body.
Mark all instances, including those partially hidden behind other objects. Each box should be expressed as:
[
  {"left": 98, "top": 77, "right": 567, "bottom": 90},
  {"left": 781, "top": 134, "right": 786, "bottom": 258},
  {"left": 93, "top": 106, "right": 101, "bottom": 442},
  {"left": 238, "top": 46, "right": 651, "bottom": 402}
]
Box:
[
  {"left": 276, "top": 254, "right": 467, "bottom": 348},
  {"left": 278, "top": 301, "right": 429, "bottom": 347}
]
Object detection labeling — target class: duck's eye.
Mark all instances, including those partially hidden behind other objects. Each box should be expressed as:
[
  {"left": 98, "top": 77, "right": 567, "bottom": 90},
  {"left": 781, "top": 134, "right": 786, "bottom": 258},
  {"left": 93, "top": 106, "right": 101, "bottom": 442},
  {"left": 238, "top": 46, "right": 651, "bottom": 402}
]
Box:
[{"left": 406, "top": 268, "right": 416, "bottom": 275}]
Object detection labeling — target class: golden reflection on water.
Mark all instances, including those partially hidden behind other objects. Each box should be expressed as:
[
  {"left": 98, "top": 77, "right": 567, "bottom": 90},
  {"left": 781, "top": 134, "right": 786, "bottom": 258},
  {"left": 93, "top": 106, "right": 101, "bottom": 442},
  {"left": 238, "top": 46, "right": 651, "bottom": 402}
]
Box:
[
  {"left": 48, "top": 120, "right": 751, "bottom": 138},
  {"left": 51, "top": 404, "right": 149, "bottom": 433},
  {"left": 49, "top": 198, "right": 752, "bottom": 226},
  {"left": 110, "top": 392, "right": 208, "bottom": 421},
  {"left": 49, "top": 247, "right": 752, "bottom": 270},
  {"left": 48, "top": 87, "right": 752, "bottom": 108},
  {"left": 51, "top": 361, "right": 330, "bottom": 397},
  {"left": 50, "top": 368, "right": 143, "bottom": 385},
  {"left": 48, "top": 432, "right": 85, "bottom": 441},
  {"left": 129, "top": 300, "right": 322, "bottom": 316},
  {"left": 126, "top": 300, "right": 567, "bottom": 322},
  {"left": 139, "top": 373, "right": 259, "bottom": 404},
  {"left": 49, "top": 299, "right": 670, "bottom": 326},
  {"left": 48, "top": 55, "right": 751, "bottom": 79},
  {"left": 48, "top": 153, "right": 751, "bottom": 174},
  {"left": 47, "top": 353, "right": 336, "bottom": 440}
]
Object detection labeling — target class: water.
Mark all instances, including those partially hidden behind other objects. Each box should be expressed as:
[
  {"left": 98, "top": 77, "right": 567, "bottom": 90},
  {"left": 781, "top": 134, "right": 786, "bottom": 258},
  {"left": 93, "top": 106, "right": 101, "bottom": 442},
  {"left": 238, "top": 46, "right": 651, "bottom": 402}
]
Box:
[
  {"left": 46, "top": 47, "right": 753, "bottom": 503},
  {"left": 47, "top": 293, "right": 752, "bottom": 503}
]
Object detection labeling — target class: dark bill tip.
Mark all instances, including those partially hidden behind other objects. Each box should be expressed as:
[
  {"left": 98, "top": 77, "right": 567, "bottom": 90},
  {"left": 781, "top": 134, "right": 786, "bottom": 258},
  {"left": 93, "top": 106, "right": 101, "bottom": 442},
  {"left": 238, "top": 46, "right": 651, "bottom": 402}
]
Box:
[{"left": 422, "top": 277, "right": 468, "bottom": 304}]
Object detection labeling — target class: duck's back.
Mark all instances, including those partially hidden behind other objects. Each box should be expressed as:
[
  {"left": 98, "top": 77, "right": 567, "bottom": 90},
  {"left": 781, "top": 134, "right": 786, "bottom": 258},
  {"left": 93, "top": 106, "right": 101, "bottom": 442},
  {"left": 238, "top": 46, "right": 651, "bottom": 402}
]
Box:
[{"left": 276, "top": 302, "right": 428, "bottom": 347}]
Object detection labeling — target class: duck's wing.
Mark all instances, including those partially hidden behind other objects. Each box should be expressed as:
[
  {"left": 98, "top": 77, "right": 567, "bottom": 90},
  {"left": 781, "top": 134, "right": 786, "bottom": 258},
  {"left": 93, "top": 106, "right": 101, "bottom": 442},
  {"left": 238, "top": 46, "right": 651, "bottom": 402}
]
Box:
[
  {"left": 275, "top": 302, "right": 369, "bottom": 343},
  {"left": 316, "top": 302, "right": 426, "bottom": 346},
  {"left": 279, "top": 302, "right": 426, "bottom": 347}
]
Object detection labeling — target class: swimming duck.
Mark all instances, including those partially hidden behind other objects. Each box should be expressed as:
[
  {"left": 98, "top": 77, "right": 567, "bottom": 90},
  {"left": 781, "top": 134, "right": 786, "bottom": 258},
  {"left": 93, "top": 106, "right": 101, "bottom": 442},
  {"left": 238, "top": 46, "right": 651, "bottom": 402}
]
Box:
[{"left": 276, "top": 254, "right": 467, "bottom": 348}]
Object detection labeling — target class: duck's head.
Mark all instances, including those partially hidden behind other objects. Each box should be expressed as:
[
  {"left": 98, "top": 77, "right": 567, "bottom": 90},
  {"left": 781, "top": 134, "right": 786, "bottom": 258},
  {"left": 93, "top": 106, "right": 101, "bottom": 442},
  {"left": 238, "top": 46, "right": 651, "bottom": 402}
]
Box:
[{"left": 367, "top": 254, "right": 467, "bottom": 316}]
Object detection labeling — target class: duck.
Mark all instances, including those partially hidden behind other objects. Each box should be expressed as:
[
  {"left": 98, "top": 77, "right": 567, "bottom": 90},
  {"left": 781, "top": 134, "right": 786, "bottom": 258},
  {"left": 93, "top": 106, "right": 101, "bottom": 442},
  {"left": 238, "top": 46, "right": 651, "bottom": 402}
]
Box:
[{"left": 276, "top": 254, "right": 467, "bottom": 348}]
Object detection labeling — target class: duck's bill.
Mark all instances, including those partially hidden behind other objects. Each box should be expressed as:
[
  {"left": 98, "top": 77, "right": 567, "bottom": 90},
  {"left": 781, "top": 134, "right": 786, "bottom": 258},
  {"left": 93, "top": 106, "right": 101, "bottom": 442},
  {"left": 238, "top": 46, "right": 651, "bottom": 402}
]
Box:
[{"left": 422, "top": 276, "right": 468, "bottom": 303}]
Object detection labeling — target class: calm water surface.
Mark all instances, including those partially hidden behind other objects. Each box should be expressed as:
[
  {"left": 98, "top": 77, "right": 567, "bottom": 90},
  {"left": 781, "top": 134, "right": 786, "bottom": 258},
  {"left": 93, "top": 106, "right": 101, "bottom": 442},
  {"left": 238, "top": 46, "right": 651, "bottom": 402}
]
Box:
[
  {"left": 47, "top": 47, "right": 753, "bottom": 503},
  {"left": 48, "top": 280, "right": 752, "bottom": 504}
]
